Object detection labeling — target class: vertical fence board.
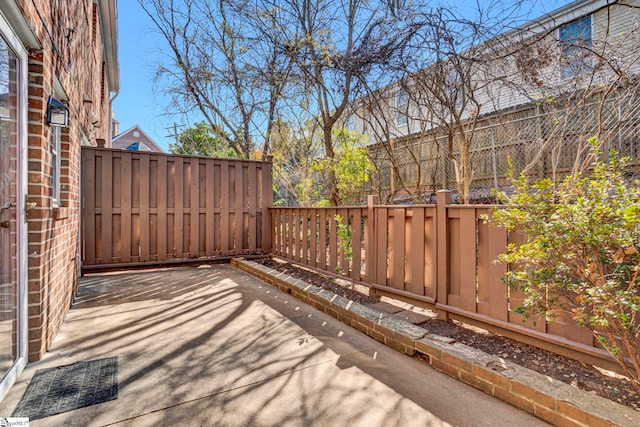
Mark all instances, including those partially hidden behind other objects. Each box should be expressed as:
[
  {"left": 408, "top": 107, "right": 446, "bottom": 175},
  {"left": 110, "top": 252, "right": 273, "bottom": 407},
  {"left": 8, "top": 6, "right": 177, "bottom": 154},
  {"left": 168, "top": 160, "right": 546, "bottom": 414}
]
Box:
[
  {"left": 234, "top": 163, "right": 244, "bottom": 254},
  {"left": 447, "top": 211, "right": 461, "bottom": 307},
  {"left": 190, "top": 158, "right": 200, "bottom": 256},
  {"left": 328, "top": 209, "right": 338, "bottom": 272},
  {"left": 119, "top": 153, "right": 132, "bottom": 262},
  {"left": 310, "top": 210, "right": 317, "bottom": 267},
  {"left": 364, "top": 196, "right": 378, "bottom": 282},
  {"left": 220, "top": 160, "right": 230, "bottom": 254},
  {"left": 272, "top": 209, "right": 278, "bottom": 255},
  {"left": 508, "top": 230, "right": 546, "bottom": 332},
  {"left": 112, "top": 157, "right": 122, "bottom": 260},
  {"left": 248, "top": 164, "right": 257, "bottom": 252},
  {"left": 285, "top": 209, "right": 292, "bottom": 258},
  {"left": 424, "top": 207, "right": 437, "bottom": 298},
  {"left": 139, "top": 154, "right": 150, "bottom": 261},
  {"left": 82, "top": 149, "right": 96, "bottom": 265},
  {"left": 459, "top": 209, "right": 477, "bottom": 313},
  {"left": 205, "top": 160, "right": 215, "bottom": 256},
  {"left": 301, "top": 209, "right": 309, "bottom": 263},
  {"left": 319, "top": 209, "right": 327, "bottom": 269},
  {"left": 293, "top": 209, "right": 300, "bottom": 262},
  {"left": 487, "top": 221, "right": 508, "bottom": 321},
  {"left": 436, "top": 191, "right": 451, "bottom": 306},
  {"left": 174, "top": 159, "right": 184, "bottom": 258},
  {"left": 375, "top": 207, "right": 388, "bottom": 286},
  {"left": 157, "top": 156, "right": 168, "bottom": 261},
  {"left": 350, "top": 208, "right": 362, "bottom": 281},
  {"left": 276, "top": 209, "right": 283, "bottom": 257},
  {"left": 407, "top": 207, "right": 425, "bottom": 295},
  {"left": 132, "top": 157, "right": 141, "bottom": 259},
  {"left": 261, "top": 161, "right": 273, "bottom": 251},
  {"left": 392, "top": 208, "right": 406, "bottom": 290},
  {"left": 100, "top": 150, "right": 113, "bottom": 264},
  {"left": 338, "top": 209, "right": 348, "bottom": 272},
  {"left": 477, "top": 213, "right": 491, "bottom": 316},
  {"left": 148, "top": 158, "right": 157, "bottom": 259}
]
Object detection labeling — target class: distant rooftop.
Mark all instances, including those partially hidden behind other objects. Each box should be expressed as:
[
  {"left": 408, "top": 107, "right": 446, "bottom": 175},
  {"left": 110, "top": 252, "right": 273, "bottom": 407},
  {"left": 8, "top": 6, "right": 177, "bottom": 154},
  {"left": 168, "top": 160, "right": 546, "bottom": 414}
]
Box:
[{"left": 111, "top": 125, "right": 164, "bottom": 153}]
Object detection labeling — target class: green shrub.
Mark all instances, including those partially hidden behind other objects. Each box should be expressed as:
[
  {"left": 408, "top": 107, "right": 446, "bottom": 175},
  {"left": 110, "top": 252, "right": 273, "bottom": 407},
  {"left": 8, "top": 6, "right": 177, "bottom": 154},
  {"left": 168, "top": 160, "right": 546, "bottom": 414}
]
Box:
[{"left": 492, "top": 138, "right": 640, "bottom": 390}]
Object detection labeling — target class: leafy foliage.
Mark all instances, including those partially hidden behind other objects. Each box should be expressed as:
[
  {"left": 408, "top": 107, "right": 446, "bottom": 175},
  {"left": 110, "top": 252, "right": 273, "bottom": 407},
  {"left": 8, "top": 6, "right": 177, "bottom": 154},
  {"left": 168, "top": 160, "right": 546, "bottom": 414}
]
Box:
[
  {"left": 170, "top": 122, "right": 241, "bottom": 158},
  {"left": 271, "top": 120, "right": 324, "bottom": 206},
  {"left": 314, "top": 129, "right": 374, "bottom": 206},
  {"left": 492, "top": 138, "right": 640, "bottom": 390},
  {"left": 334, "top": 214, "right": 353, "bottom": 274}
]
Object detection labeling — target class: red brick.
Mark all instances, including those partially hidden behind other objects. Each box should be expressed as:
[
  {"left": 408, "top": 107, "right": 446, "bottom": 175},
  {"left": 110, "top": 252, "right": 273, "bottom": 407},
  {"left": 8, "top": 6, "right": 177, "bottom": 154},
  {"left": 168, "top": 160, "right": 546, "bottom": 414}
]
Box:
[
  {"left": 430, "top": 357, "right": 461, "bottom": 379},
  {"left": 534, "top": 404, "right": 583, "bottom": 427},
  {"left": 471, "top": 365, "right": 511, "bottom": 389},
  {"left": 555, "top": 401, "right": 591, "bottom": 425},
  {"left": 494, "top": 386, "right": 535, "bottom": 414},
  {"left": 460, "top": 370, "right": 494, "bottom": 395},
  {"left": 511, "top": 381, "right": 556, "bottom": 409},
  {"left": 442, "top": 352, "right": 473, "bottom": 373}
]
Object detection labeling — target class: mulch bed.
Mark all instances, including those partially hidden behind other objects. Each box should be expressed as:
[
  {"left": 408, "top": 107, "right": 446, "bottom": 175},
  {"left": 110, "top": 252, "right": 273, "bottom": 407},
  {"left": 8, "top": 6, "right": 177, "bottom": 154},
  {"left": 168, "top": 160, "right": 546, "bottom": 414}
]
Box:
[
  {"left": 255, "top": 257, "right": 640, "bottom": 411},
  {"left": 258, "top": 258, "right": 378, "bottom": 305}
]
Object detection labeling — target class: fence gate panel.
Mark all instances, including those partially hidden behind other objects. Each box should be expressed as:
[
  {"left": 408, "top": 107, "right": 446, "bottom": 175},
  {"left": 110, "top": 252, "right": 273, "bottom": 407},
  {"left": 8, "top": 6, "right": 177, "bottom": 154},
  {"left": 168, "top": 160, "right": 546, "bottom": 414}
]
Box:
[{"left": 81, "top": 148, "right": 272, "bottom": 269}]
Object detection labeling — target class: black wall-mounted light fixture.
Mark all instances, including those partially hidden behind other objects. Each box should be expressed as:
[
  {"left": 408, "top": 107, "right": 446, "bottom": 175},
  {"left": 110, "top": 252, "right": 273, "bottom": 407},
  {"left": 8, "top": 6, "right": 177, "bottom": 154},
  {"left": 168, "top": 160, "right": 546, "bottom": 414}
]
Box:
[{"left": 46, "top": 95, "right": 69, "bottom": 127}]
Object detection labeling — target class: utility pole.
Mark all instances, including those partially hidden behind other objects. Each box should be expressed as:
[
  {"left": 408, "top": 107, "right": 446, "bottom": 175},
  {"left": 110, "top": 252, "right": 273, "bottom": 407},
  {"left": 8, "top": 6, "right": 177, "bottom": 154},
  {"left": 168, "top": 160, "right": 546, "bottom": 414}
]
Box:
[{"left": 165, "top": 122, "right": 185, "bottom": 148}]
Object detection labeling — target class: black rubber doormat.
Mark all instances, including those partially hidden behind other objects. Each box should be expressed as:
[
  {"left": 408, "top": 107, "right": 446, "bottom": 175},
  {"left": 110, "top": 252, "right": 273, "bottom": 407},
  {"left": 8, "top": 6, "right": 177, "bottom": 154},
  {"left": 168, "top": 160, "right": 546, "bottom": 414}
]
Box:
[{"left": 12, "top": 357, "right": 118, "bottom": 420}]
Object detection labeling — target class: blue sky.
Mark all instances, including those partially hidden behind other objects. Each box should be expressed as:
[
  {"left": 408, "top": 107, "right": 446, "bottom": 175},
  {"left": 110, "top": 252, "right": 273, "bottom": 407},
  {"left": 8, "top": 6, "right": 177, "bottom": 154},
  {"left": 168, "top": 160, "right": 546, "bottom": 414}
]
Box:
[
  {"left": 113, "top": 1, "right": 175, "bottom": 151},
  {"left": 113, "top": 0, "right": 573, "bottom": 153}
]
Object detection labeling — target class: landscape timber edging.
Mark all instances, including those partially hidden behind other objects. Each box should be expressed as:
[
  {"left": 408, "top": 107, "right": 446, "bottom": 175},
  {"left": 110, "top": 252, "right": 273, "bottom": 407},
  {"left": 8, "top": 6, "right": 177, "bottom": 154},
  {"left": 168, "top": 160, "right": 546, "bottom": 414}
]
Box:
[{"left": 231, "top": 257, "right": 640, "bottom": 427}]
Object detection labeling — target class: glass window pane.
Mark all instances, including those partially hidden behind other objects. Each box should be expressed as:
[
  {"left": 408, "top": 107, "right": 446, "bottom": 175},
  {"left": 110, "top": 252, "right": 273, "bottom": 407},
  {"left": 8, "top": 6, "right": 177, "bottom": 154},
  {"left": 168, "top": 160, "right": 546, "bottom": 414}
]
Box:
[{"left": 0, "top": 33, "right": 19, "bottom": 382}]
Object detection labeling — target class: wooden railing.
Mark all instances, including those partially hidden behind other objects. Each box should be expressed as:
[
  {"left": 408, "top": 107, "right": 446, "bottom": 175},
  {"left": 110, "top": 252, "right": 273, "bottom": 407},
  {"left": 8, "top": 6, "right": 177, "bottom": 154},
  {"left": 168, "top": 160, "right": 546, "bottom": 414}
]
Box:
[
  {"left": 270, "top": 191, "right": 614, "bottom": 369},
  {"left": 81, "top": 148, "right": 272, "bottom": 268}
]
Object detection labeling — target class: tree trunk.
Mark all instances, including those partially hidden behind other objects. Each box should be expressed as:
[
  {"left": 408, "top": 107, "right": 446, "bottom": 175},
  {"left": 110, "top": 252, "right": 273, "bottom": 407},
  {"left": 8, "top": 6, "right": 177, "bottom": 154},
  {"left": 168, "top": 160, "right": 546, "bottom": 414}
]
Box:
[{"left": 323, "top": 127, "right": 342, "bottom": 206}]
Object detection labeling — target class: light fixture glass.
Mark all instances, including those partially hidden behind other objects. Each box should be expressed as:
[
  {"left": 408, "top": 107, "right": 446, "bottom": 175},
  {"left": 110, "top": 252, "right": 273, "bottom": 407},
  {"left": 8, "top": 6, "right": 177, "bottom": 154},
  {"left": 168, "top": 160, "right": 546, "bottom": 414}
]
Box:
[{"left": 46, "top": 95, "right": 69, "bottom": 127}]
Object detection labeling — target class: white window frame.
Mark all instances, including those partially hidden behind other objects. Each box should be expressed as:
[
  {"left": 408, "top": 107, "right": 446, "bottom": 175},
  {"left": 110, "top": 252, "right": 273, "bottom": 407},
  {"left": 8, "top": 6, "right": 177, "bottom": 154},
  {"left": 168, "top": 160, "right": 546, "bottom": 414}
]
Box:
[
  {"left": 0, "top": 6, "right": 29, "bottom": 402},
  {"left": 558, "top": 15, "right": 593, "bottom": 80}
]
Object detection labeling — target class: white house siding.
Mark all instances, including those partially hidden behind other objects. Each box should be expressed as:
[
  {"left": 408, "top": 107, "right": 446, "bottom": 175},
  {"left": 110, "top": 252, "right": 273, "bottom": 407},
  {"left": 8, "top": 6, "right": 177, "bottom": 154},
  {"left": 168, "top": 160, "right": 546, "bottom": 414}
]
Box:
[{"left": 358, "top": 0, "right": 640, "bottom": 144}]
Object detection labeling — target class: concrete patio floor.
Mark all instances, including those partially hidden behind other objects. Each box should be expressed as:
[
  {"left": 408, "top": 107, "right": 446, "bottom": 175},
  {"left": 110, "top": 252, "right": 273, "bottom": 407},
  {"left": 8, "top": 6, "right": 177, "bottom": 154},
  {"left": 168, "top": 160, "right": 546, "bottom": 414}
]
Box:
[{"left": 0, "top": 264, "right": 549, "bottom": 426}]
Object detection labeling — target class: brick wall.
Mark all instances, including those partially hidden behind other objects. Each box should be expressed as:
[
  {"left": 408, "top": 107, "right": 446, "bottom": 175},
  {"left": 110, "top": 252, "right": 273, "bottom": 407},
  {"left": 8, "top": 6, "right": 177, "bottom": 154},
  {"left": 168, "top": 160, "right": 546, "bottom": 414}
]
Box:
[{"left": 14, "top": 0, "right": 115, "bottom": 360}]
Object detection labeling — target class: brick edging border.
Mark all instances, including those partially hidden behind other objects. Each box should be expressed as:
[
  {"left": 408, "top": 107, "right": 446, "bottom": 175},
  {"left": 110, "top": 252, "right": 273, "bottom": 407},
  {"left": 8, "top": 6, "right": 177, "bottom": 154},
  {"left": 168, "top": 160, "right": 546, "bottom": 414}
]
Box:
[{"left": 232, "top": 258, "right": 640, "bottom": 427}]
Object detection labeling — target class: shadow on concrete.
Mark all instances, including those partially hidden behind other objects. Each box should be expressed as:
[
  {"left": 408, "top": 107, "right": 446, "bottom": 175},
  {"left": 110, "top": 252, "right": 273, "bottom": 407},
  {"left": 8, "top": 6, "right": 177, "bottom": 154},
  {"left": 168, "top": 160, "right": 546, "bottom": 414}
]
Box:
[{"left": 0, "top": 265, "right": 548, "bottom": 427}]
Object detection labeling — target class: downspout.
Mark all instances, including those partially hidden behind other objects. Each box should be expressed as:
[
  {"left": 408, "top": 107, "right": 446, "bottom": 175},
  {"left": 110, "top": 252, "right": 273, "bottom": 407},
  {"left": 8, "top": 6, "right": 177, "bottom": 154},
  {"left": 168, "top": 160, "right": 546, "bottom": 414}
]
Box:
[{"left": 108, "top": 91, "right": 119, "bottom": 144}]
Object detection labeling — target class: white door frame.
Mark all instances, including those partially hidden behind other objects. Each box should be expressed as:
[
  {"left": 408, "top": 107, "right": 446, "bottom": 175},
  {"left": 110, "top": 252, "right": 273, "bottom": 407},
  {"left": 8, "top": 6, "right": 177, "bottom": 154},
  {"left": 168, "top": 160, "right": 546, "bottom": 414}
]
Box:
[{"left": 0, "top": 8, "right": 28, "bottom": 402}]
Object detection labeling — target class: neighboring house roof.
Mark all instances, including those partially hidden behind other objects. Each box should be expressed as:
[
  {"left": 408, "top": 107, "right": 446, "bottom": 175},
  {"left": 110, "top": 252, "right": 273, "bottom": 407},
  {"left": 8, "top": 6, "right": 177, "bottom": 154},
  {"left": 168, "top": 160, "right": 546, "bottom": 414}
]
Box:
[{"left": 112, "top": 125, "right": 164, "bottom": 153}]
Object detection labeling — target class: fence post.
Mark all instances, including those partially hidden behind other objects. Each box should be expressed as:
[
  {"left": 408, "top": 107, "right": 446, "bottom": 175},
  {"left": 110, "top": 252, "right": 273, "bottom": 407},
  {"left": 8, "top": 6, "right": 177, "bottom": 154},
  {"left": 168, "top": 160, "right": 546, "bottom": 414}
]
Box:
[
  {"left": 365, "top": 195, "right": 379, "bottom": 286},
  {"left": 436, "top": 190, "right": 451, "bottom": 320},
  {"left": 263, "top": 155, "right": 274, "bottom": 253}
]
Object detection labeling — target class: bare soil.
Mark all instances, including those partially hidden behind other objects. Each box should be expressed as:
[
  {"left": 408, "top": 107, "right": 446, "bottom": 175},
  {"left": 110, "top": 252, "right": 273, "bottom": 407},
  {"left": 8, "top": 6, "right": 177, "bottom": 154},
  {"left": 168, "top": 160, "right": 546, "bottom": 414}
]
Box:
[{"left": 255, "top": 257, "right": 640, "bottom": 411}]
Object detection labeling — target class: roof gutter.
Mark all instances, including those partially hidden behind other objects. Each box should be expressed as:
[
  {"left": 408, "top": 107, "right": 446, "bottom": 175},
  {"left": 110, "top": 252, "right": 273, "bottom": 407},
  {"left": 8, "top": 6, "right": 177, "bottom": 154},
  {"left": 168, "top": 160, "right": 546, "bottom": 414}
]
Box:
[
  {"left": 0, "top": 1, "right": 40, "bottom": 49},
  {"left": 99, "top": 0, "right": 119, "bottom": 95}
]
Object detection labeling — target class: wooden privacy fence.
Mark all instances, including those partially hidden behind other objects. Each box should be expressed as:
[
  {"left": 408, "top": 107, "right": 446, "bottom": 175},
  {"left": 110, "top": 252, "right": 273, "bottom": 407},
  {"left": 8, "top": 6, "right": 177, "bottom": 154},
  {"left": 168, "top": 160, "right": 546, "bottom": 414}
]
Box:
[
  {"left": 270, "top": 191, "right": 613, "bottom": 369},
  {"left": 81, "top": 148, "right": 272, "bottom": 268}
]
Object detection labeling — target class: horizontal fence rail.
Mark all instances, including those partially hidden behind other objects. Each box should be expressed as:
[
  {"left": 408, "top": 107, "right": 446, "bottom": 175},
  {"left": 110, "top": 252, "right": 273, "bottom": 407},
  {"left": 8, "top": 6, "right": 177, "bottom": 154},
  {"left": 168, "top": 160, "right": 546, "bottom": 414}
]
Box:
[
  {"left": 81, "top": 148, "right": 272, "bottom": 267},
  {"left": 270, "top": 191, "right": 616, "bottom": 369}
]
